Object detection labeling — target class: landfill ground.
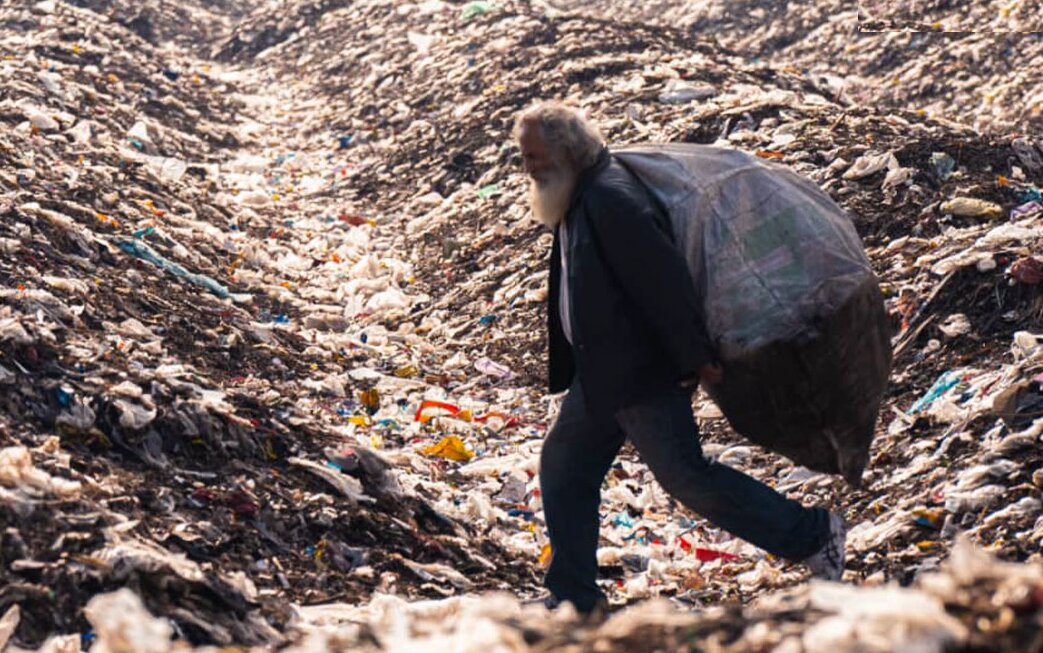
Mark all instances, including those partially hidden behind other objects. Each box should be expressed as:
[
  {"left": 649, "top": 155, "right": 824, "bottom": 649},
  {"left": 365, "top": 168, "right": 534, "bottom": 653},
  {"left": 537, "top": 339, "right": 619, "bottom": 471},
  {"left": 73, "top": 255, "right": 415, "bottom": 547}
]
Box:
[
  {"left": 1, "top": 1, "right": 1042, "bottom": 652},
  {"left": 857, "top": 0, "right": 1043, "bottom": 32}
]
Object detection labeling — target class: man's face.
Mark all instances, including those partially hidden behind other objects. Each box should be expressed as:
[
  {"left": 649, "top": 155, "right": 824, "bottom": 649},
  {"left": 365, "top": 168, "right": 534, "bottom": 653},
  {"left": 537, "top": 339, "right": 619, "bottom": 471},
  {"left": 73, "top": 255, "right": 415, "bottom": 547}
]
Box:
[
  {"left": 519, "top": 123, "right": 555, "bottom": 184},
  {"left": 518, "top": 123, "right": 576, "bottom": 229}
]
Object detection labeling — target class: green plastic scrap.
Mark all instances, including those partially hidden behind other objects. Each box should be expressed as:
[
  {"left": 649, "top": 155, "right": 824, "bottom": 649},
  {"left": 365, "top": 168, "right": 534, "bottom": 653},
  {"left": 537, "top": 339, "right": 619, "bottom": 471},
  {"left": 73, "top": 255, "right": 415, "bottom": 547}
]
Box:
[
  {"left": 461, "top": 1, "right": 494, "bottom": 21},
  {"left": 116, "top": 238, "right": 251, "bottom": 302},
  {"left": 477, "top": 183, "right": 501, "bottom": 199}
]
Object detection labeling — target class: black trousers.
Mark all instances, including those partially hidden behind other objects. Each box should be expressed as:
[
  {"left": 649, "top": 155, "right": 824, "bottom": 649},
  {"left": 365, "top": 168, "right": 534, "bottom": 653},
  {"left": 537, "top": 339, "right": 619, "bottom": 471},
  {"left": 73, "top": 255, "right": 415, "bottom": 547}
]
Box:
[{"left": 539, "top": 379, "right": 829, "bottom": 611}]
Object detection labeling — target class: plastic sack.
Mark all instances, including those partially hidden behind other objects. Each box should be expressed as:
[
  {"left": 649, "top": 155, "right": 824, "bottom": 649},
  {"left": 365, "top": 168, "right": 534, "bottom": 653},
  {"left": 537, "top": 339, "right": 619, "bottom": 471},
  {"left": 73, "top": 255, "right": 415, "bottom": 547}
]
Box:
[{"left": 615, "top": 144, "right": 891, "bottom": 484}]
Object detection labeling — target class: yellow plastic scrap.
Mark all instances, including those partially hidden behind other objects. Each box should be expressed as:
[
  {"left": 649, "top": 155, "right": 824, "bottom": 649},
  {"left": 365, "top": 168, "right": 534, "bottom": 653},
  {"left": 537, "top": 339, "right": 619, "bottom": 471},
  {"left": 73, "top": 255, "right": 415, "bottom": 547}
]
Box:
[
  {"left": 912, "top": 507, "right": 945, "bottom": 526},
  {"left": 394, "top": 364, "right": 419, "bottom": 378},
  {"left": 420, "top": 435, "right": 473, "bottom": 462}
]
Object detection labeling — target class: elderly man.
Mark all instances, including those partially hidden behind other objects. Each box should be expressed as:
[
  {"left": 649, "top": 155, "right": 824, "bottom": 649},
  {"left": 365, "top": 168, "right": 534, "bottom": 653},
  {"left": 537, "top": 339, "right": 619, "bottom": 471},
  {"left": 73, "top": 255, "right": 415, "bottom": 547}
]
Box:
[{"left": 515, "top": 101, "right": 846, "bottom": 615}]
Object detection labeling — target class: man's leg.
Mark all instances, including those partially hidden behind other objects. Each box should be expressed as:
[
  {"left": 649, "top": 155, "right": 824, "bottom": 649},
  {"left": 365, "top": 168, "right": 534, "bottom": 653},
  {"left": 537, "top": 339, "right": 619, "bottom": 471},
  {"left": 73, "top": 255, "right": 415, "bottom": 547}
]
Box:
[
  {"left": 540, "top": 381, "right": 626, "bottom": 612},
  {"left": 616, "top": 387, "right": 829, "bottom": 561}
]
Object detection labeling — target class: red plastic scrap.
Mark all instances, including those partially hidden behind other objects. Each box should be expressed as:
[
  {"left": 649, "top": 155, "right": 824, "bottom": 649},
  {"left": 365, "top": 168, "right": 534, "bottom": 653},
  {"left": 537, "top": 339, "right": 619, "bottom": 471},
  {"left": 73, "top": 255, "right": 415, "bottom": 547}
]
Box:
[
  {"left": 225, "top": 489, "right": 260, "bottom": 516},
  {"left": 694, "top": 547, "right": 740, "bottom": 562},
  {"left": 339, "top": 213, "right": 369, "bottom": 226},
  {"left": 677, "top": 535, "right": 740, "bottom": 561}
]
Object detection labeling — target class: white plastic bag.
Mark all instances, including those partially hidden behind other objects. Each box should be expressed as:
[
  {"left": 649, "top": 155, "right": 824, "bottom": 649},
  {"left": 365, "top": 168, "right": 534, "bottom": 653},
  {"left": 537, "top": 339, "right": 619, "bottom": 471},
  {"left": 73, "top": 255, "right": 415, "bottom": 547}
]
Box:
[
  {"left": 615, "top": 144, "right": 873, "bottom": 357},
  {"left": 615, "top": 144, "right": 891, "bottom": 483}
]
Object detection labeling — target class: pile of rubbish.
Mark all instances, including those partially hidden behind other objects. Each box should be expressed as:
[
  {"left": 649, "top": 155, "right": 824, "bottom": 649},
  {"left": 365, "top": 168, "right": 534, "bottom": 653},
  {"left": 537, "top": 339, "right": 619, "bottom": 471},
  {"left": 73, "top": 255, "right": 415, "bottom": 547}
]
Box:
[
  {"left": 5, "top": 537, "right": 1043, "bottom": 652},
  {"left": 563, "top": 0, "right": 1043, "bottom": 135},
  {"left": 2, "top": 0, "right": 1043, "bottom": 651},
  {"left": 857, "top": 0, "right": 1043, "bottom": 32}
]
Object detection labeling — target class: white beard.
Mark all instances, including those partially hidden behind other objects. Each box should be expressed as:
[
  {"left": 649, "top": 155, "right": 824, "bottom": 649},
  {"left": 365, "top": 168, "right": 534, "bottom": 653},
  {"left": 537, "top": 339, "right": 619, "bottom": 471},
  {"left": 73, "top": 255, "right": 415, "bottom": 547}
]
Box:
[{"left": 529, "top": 166, "right": 577, "bottom": 229}]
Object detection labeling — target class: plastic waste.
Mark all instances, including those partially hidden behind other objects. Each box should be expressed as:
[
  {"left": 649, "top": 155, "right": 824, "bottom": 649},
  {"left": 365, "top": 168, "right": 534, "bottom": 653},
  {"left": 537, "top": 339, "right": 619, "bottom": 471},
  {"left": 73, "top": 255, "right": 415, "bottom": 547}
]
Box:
[
  {"left": 0, "top": 446, "right": 81, "bottom": 499},
  {"left": 142, "top": 155, "right": 188, "bottom": 183},
  {"left": 289, "top": 457, "right": 376, "bottom": 505},
  {"left": 461, "top": 1, "right": 494, "bottom": 21},
  {"left": 940, "top": 197, "right": 1004, "bottom": 219},
  {"left": 82, "top": 588, "right": 173, "bottom": 653},
  {"left": 944, "top": 484, "right": 1006, "bottom": 514},
  {"left": 1010, "top": 200, "right": 1043, "bottom": 220},
  {"left": 909, "top": 370, "right": 965, "bottom": 413},
  {"left": 803, "top": 582, "right": 967, "bottom": 653},
  {"left": 658, "top": 79, "right": 717, "bottom": 104},
  {"left": 937, "top": 313, "right": 971, "bottom": 338},
  {"left": 842, "top": 151, "right": 897, "bottom": 180},
  {"left": 979, "top": 496, "right": 1041, "bottom": 529},
  {"left": 692, "top": 547, "right": 740, "bottom": 562},
  {"left": 929, "top": 152, "right": 955, "bottom": 180},
  {"left": 1009, "top": 257, "right": 1042, "bottom": 284},
  {"left": 477, "top": 183, "right": 501, "bottom": 199},
  {"left": 420, "top": 436, "right": 475, "bottom": 462},
  {"left": 24, "top": 106, "right": 60, "bottom": 131},
  {"left": 474, "top": 356, "right": 513, "bottom": 380},
  {"left": 116, "top": 238, "right": 251, "bottom": 302},
  {"left": 1011, "top": 138, "right": 1043, "bottom": 171}
]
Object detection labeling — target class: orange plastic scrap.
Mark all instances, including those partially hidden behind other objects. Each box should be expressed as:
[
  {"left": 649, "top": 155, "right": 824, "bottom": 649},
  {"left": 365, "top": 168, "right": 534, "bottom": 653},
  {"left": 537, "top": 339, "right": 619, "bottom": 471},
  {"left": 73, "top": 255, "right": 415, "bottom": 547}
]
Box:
[
  {"left": 415, "top": 399, "right": 461, "bottom": 423},
  {"left": 538, "top": 543, "right": 553, "bottom": 567},
  {"left": 414, "top": 400, "right": 521, "bottom": 428},
  {"left": 359, "top": 388, "right": 380, "bottom": 411},
  {"left": 420, "top": 435, "right": 473, "bottom": 462},
  {"left": 754, "top": 150, "right": 785, "bottom": 159},
  {"left": 473, "top": 411, "right": 520, "bottom": 428}
]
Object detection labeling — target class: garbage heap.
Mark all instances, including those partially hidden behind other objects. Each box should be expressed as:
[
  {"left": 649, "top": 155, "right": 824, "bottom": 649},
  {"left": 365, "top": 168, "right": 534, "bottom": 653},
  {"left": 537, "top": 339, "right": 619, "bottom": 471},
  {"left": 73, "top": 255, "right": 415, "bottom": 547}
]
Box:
[
  {"left": 857, "top": 0, "right": 1043, "bottom": 31},
  {"left": 6, "top": 536, "right": 1043, "bottom": 652},
  {"left": 560, "top": 0, "right": 1043, "bottom": 136},
  {"left": 1, "top": 0, "right": 1043, "bottom": 652}
]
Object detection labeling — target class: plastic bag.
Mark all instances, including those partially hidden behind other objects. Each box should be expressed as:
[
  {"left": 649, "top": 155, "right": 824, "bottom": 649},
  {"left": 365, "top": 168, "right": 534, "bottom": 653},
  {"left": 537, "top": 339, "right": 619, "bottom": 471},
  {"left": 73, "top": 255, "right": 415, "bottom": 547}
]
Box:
[{"left": 615, "top": 144, "right": 891, "bottom": 484}]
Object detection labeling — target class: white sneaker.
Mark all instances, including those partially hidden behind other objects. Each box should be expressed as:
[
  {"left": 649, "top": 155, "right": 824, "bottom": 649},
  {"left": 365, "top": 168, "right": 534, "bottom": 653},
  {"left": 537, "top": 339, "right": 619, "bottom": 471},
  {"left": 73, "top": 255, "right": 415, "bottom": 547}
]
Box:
[{"left": 805, "top": 512, "right": 847, "bottom": 581}]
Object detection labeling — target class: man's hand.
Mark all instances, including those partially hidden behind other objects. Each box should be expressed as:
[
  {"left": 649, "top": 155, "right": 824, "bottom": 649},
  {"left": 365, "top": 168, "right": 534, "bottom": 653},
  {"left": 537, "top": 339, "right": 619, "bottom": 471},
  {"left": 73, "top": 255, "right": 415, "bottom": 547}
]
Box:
[{"left": 680, "top": 363, "right": 723, "bottom": 390}]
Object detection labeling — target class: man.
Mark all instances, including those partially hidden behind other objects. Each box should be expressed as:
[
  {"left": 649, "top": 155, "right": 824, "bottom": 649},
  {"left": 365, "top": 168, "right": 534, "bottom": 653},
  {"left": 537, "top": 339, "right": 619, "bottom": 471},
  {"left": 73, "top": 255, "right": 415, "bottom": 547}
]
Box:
[{"left": 515, "top": 101, "right": 846, "bottom": 615}]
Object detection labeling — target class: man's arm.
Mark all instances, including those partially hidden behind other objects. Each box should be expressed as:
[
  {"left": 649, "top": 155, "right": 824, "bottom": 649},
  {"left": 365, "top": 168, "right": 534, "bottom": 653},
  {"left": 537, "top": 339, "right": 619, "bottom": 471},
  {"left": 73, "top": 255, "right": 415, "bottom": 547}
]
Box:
[{"left": 584, "top": 178, "right": 716, "bottom": 380}]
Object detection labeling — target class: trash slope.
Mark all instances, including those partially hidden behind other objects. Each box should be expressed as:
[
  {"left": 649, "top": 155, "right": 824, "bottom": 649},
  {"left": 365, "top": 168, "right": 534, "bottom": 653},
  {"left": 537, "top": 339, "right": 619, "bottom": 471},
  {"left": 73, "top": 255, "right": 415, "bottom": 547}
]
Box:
[{"left": 1, "top": 1, "right": 1042, "bottom": 652}]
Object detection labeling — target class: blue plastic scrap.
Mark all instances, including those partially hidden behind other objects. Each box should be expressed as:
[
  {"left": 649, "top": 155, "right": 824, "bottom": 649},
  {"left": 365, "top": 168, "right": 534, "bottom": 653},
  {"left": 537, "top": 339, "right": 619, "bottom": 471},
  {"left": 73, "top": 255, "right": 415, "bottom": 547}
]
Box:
[
  {"left": 116, "top": 238, "right": 250, "bottom": 302},
  {"left": 1016, "top": 187, "right": 1042, "bottom": 204},
  {"left": 611, "top": 512, "right": 635, "bottom": 528},
  {"left": 909, "top": 370, "right": 963, "bottom": 414}
]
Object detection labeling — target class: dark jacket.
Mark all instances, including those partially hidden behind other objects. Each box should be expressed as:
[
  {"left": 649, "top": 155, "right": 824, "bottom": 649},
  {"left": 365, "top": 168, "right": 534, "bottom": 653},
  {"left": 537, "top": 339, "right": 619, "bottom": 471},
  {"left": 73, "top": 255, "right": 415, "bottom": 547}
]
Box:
[{"left": 548, "top": 148, "right": 715, "bottom": 411}]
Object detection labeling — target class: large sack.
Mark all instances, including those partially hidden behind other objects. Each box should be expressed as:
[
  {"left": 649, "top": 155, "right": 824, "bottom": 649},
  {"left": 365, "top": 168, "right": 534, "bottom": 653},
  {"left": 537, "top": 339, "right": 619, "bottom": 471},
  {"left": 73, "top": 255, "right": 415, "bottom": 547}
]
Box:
[{"left": 615, "top": 144, "right": 891, "bottom": 485}]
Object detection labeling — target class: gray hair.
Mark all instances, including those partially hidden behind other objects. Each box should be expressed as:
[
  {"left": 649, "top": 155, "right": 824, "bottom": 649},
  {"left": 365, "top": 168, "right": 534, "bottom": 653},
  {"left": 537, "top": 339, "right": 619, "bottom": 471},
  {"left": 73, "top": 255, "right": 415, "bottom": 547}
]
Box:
[{"left": 513, "top": 101, "right": 606, "bottom": 170}]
